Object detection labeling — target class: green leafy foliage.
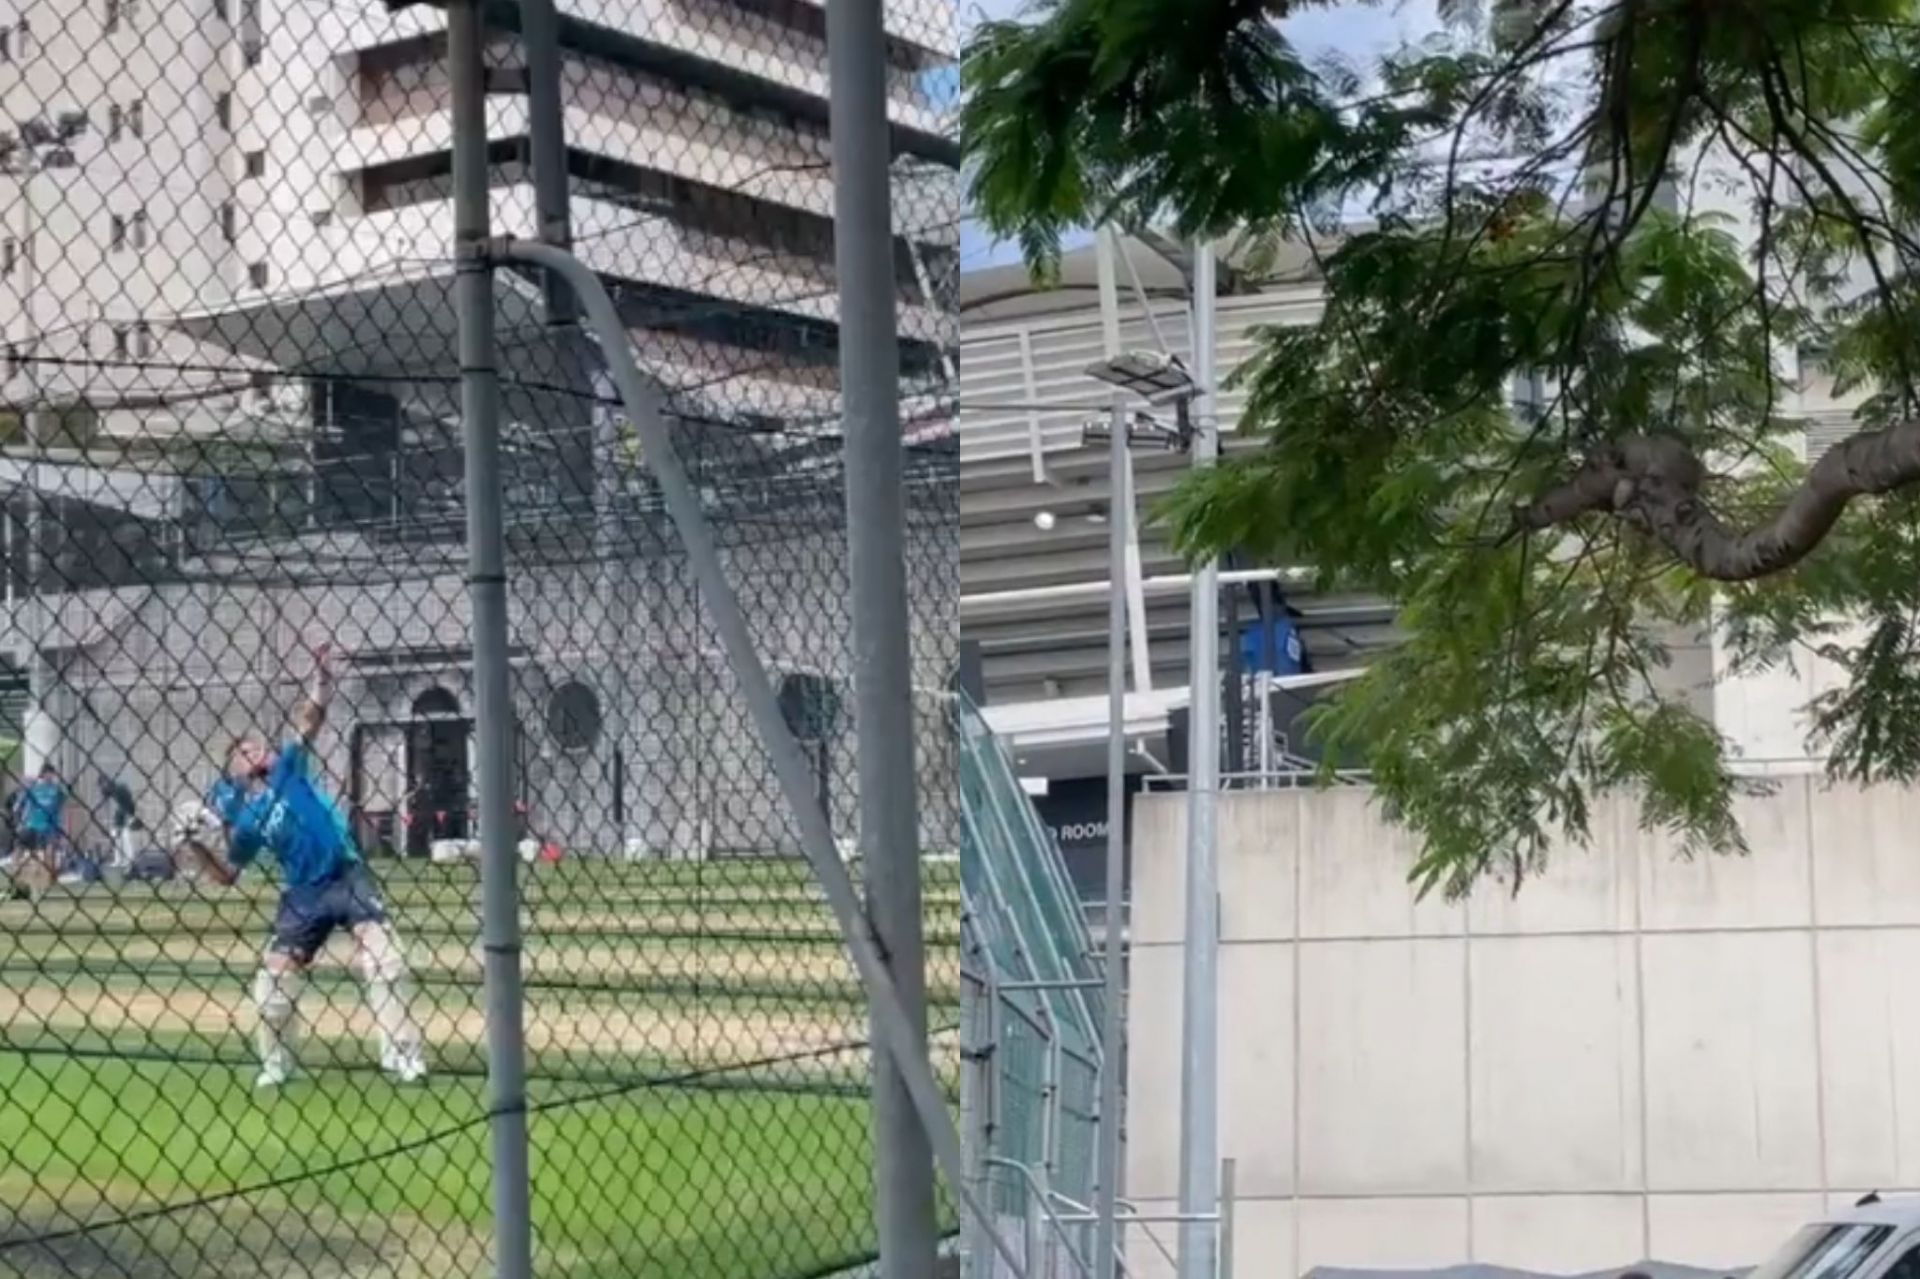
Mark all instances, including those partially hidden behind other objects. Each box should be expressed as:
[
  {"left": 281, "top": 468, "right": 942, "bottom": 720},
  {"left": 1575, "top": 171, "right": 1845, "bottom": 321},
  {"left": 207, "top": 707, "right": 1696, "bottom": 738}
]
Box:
[{"left": 965, "top": 0, "right": 1920, "bottom": 894}]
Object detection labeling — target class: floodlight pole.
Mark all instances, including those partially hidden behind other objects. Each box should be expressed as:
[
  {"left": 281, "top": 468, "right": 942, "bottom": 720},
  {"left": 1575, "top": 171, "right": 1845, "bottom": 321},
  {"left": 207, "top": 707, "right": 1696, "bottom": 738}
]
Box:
[
  {"left": 1176, "top": 241, "right": 1221, "bottom": 1279},
  {"left": 1092, "top": 226, "right": 1129, "bottom": 1279}
]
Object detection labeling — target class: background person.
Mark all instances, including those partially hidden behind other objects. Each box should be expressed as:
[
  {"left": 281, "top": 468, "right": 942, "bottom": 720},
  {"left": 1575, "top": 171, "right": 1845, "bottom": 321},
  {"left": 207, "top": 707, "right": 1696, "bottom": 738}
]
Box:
[
  {"left": 11, "top": 765, "right": 67, "bottom": 891},
  {"left": 98, "top": 771, "right": 142, "bottom": 872}
]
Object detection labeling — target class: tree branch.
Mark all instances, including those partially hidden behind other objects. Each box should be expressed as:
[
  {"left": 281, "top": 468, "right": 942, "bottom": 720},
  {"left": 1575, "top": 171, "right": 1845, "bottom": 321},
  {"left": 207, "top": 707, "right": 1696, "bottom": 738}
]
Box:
[{"left": 1510, "top": 422, "right": 1920, "bottom": 580}]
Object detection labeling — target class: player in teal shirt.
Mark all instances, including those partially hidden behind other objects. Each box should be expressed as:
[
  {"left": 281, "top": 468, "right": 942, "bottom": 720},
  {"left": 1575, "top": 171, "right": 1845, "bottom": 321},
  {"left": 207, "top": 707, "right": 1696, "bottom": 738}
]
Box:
[
  {"left": 10, "top": 765, "right": 66, "bottom": 888},
  {"left": 203, "top": 644, "right": 426, "bottom": 1089},
  {"left": 13, "top": 766, "right": 66, "bottom": 847}
]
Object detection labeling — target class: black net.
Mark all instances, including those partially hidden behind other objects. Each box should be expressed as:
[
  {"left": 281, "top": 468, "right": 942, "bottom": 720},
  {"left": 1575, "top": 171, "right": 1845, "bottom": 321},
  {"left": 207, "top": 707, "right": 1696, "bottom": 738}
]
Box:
[{"left": 0, "top": 0, "right": 958, "bottom": 1274}]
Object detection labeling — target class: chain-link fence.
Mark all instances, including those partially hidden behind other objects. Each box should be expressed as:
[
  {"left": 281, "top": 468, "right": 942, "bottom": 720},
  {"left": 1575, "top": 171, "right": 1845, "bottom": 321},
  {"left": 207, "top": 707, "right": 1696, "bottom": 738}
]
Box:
[
  {"left": 0, "top": 0, "right": 958, "bottom": 1273},
  {"left": 959, "top": 693, "right": 1108, "bottom": 1278}
]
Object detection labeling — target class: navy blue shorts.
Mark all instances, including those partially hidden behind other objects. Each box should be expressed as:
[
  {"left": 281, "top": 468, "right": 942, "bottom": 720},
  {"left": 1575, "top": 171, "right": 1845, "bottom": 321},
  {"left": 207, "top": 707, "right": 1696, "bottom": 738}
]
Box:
[{"left": 269, "top": 863, "right": 389, "bottom": 963}]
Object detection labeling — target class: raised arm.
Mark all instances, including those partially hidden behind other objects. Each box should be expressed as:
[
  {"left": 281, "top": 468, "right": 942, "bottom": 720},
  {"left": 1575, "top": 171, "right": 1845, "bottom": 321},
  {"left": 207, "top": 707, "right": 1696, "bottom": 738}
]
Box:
[{"left": 293, "top": 642, "right": 336, "bottom": 746}]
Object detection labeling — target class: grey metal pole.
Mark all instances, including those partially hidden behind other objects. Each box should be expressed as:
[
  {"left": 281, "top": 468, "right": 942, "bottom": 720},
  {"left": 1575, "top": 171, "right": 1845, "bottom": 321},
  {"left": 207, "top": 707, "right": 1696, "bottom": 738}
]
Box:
[
  {"left": 1176, "top": 242, "right": 1220, "bottom": 1279},
  {"left": 1093, "top": 400, "right": 1128, "bottom": 1279},
  {"left": 20, "top": 164, "right": 49, "bottom": 779},
  {"left": 517, "top": 0, "right": 574, "bottom": 328},
  {"left": 589, "top": 368, "right": 627, "bottom": 848},
  {"left": 450, "top": 4, "right": 534, "bottom": 1278},
  {"left": 1092, "top": 226, "right": 1132, "bottom": 1279},
  {"left": 1218, "top": 1158, "right": 1236, "bottom": 1279},
  {"left": 22, "top": 408, "right": 49, "bottom": 779},
  {"left": 495, "top": 240, "right": 1024, "bottom": 1275},
  {"left": 1223, "top": 570, "right": 1244, "bottom": 776},
  {"left": 823, "top": 2, "right": 937, "bottom": 1276}
]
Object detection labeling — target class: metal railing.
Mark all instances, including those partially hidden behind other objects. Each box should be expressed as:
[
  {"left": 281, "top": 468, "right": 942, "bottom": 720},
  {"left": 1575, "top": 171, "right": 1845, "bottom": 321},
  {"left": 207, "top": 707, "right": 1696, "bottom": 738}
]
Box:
[{"left": 960, "top": 691, "right": 1110, "bottom": 1277}]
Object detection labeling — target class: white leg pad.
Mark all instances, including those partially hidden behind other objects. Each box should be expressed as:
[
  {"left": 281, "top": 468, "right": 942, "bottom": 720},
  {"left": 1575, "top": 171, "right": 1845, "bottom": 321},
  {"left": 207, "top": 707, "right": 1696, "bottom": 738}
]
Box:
[
  {"left": 357, "top": 926, "right": 425, "bottom": 1077},
  {"left": 252, "top": 966, "right": 302, "bottom": 1083}
]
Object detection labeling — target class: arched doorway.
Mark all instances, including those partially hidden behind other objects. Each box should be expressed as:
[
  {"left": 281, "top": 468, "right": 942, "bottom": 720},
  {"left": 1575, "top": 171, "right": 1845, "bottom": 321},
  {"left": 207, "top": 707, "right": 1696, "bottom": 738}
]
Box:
[{"left": 406, "top": 686, "right": 470, "bottom": 857}]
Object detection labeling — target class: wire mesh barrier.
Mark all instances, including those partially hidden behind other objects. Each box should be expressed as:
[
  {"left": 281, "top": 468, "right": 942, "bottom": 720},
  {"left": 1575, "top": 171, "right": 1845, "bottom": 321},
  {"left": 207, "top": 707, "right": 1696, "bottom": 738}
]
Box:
[
  {"left": 0, "top": 0, "right": 958, "bottom": 1274},
  {"left": 959, "top": 695, "right": 1108, "bottom": 1279}
]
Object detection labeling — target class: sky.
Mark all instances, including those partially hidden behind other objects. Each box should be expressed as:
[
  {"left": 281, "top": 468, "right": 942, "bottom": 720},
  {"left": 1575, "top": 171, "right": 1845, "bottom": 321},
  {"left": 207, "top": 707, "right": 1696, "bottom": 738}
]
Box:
[{"left": 955, "top": 0, "right": 1438, "bottom": 272}]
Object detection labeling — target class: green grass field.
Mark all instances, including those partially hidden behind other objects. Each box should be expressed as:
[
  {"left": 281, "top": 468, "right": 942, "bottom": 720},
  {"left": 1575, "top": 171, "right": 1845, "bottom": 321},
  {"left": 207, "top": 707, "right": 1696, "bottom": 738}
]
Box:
[{"left": 0, "top": 856, "right": 962, "bottom": 1278}]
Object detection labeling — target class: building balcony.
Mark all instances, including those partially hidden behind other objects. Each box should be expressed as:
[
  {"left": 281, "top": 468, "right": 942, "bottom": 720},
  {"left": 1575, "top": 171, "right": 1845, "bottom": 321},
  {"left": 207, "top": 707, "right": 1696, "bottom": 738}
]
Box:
[
  {"left": 309, "top": 184, "right": 944, "bottom": 343},
  {"left": 339, "top": 0, "right": 949, "bottom": 142},
  {"left": 339, "top": 96, "right": 952, "bottom": 247}
]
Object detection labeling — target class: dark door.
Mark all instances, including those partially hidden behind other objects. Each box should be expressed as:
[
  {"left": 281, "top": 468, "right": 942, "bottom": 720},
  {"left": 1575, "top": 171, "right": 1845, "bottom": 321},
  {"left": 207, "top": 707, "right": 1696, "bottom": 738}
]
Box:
[{"left": 405, "top": 689, "right": 471, "bottom": 857}]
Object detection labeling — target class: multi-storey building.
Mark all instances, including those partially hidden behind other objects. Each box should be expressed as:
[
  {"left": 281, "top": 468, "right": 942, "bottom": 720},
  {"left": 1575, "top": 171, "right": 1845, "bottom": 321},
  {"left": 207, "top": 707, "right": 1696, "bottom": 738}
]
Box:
[{"left": 0, "top": 0, "right": 954, "bottom": 521}]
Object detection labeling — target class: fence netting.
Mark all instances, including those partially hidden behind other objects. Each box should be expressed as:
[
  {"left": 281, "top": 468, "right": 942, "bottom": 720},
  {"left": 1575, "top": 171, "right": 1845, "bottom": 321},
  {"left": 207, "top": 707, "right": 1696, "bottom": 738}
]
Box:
[{"left": 0, "top": 0, "right": 958, "bottom": 1275}]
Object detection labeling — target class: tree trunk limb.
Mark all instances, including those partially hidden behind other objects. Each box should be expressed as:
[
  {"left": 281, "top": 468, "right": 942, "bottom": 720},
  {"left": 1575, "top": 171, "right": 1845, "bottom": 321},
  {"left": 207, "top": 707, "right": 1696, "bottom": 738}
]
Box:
[{"left": 1510, "top": 422, "right": 1920, "bottom": 580}]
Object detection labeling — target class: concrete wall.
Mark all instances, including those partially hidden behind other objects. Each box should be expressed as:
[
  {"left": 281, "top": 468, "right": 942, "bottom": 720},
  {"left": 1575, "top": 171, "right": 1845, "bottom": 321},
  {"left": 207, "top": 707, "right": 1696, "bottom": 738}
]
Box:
[{"left": 1126, "top": 783, "right": 1920, "bottom": 1278}]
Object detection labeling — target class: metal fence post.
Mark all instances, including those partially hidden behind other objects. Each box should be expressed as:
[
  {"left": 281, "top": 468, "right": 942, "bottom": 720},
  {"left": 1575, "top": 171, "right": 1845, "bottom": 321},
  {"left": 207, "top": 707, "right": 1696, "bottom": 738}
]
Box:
[
  {"left": 1177, "top": 240, "right": 1221, "bottom": 1279},
  {"left": 823, "top": 0, "right": 938, "bottom": 1274},
  {"left": 450, "top": 3, "right": 534, "bottom": 1277},
  {"left": 517, "top": 0, "right": 573, "bottom": 328},
  {"left": 1094, "top": 395, "right": 1128, "bottom": 1279},
  {"left": 1217, "top": 1158, "right": 1236, "bottom": 1279}
]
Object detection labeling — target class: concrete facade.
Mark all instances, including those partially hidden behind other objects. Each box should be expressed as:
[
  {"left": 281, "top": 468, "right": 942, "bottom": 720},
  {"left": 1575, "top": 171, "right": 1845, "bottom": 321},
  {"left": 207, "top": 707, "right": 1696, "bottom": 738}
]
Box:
[{"left": 1126, "top": 784, "right": 1920, "bottom": 1277}]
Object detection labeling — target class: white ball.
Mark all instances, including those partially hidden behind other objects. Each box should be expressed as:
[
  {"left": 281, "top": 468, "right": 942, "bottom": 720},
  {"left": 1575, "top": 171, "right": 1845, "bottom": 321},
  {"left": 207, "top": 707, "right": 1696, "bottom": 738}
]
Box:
[{"left": 1033, "top": 511, "right": 1056, "bottom": 531}]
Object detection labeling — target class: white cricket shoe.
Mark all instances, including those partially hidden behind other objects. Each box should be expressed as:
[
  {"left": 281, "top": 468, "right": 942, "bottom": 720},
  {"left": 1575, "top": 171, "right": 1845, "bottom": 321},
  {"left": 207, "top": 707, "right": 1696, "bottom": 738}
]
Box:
[{"left": 254, "top": 1062, "right": 292, "bottom": 1091}]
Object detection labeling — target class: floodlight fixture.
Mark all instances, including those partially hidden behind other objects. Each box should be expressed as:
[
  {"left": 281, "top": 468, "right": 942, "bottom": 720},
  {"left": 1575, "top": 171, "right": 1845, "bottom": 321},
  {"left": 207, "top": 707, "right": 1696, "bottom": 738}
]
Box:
[{"left": 1083, "top": 350, "right": 1195, "bottom": 404}]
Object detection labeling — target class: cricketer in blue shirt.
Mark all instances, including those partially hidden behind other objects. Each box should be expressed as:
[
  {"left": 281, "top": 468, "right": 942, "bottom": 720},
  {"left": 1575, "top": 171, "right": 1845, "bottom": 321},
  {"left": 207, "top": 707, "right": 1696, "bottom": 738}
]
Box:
[
  {"left": 205, "top": 643, "right": 426, "bottom": 1089},
  {"left": 228, "top": 741, "right": 363, "bottom": 891}
]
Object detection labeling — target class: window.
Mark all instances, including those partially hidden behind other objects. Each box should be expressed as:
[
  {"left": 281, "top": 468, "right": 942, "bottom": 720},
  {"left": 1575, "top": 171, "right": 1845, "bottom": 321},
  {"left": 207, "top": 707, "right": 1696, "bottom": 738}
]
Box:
[
  {"left": 127, "top": 99, "right": 143, "bottom": 139},
  {"left": 2, "top": 237, "right": 15, "bottom": 276},
  {"left": 212, "top": 0, "right": 226, "bottom": 19},
  {"left": 1751, "top": 1225, "right": 1894, "bottom": 1279},
  {"left": 310, "top": 209, "right": 332, "bottom": 228},
  {"left": 107, "top": 104, "right": 122, "bottom": 142},
  {"left": 547, "top": 682, "right": 602, "bottom": 752},
  {"left": 103, "top": 0, "right": 118, "bottom": 32},
  {"left": 243, "top": 149, "right": 264, "bottom": 179},
  {"left": 306, "top": 94, "right": 330, "bottom": 116},
  {"left": 242, "top": 38, "right": 261, "bottom": 67},
  {"left": 5, "top": 344, "right": 24, "bottom": 378},
  {"left": 219, "top": 201, "right": 235, "bottom": 244},
  {"left": 247, "top": 261, "right": 268, "bottom": 289},
  {"left": 1, "top": 27, "right": 10, "bottom": 62},
  {"left": 132, "top": 321, "right": 151, "bottom": 358},
  {"left": 110, "top": 324, "right": 128, "bottom": 359},
  {"left": 130, "top": 209, "right": 148, "bottom": 249},
  {"left": 777, "top": 672, "right": 841, "bottom": 741},
  {"left": 109, "top": 213, "right": 126, "bottom": 250},
  {"left": 1881, "top": 1246, "right": 1920, "bottom": 1279},
  {"left": 214, "top": 91, "right": 231, "bottom": 131}
]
